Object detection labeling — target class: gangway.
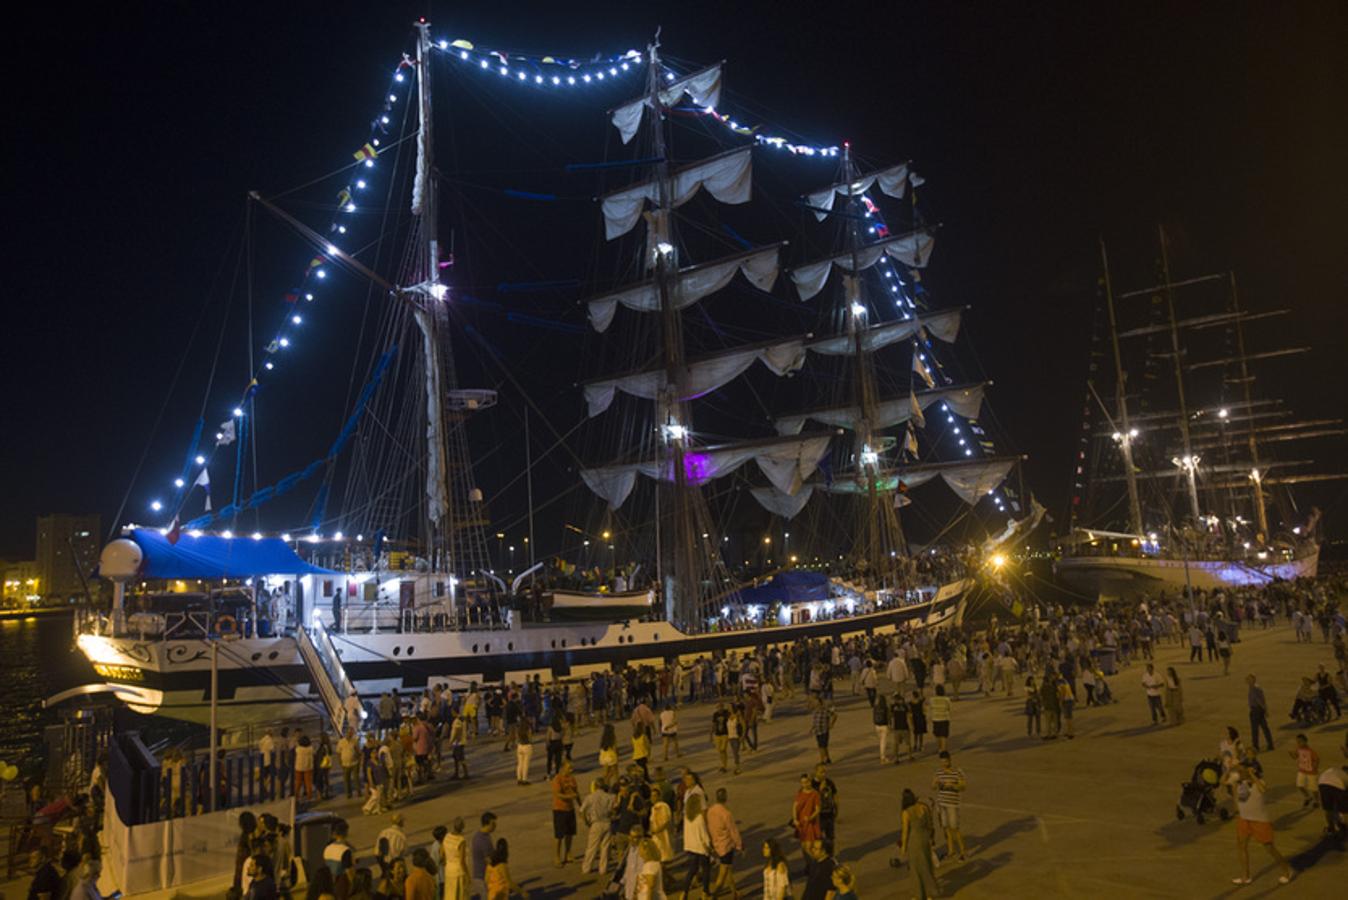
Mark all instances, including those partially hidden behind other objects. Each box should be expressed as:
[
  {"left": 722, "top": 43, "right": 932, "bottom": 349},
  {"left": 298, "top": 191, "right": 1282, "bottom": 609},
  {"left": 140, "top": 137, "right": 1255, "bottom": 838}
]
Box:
[{"left": 296, "top": 621, "right": 359, "bottom": 732}]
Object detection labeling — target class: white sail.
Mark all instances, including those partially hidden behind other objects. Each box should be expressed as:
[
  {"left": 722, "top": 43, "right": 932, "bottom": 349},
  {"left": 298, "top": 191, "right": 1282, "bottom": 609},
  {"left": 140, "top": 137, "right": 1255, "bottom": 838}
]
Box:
[
  {"left": 805, "top": 163, "right": 911, "bottom": 221},
  {"left": 580, "top": 434, "right": 831, "bottom": 510},
  {"left": 818, "top": 457, "right": 1015, "bottom": 505},
  {"left": 587, "top": 244, "right": 780, "bottom": 332},
  {"left": 805, "top": 307, "right": 961, "bottom": 356},
  {"left": 750, "top": 484, "right": 816, "bottom": 519},
  {"left": 583, "top": 337, "right": 806, "bottom": 417},
  {"left": 789, "top": 229, "right": 936, "bottom": 301},
  {"left": 601, "top": 147, "right": 753, "bottom": 240},
  {"left": 611, "top": 64, "right": 723, "bottom": 144},
  {"left": 775, "top": 383, "right": 985, "bottom": 436}
]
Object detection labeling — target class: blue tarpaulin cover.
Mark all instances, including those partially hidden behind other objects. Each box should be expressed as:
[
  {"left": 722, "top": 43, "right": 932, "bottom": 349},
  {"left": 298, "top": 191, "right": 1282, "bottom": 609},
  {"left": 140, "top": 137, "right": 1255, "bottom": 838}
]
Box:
[
  {"left": 734, "top": 570, "right": 832, "bottom": 606},
  {"left": 129, "top": 528, "right": 334, "bottom": 579}
]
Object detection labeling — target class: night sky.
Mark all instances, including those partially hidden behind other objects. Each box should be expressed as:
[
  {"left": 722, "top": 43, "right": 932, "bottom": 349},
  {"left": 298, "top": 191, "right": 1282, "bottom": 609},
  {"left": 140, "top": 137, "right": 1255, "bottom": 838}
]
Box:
[{"left": 4, "top": 1, "right": 1346, "bottom": 560}]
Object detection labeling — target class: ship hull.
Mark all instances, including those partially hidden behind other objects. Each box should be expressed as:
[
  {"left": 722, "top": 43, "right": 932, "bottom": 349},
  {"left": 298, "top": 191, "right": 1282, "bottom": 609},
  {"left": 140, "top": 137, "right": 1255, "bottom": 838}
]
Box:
[
  {"left": 1054, "top": 546, "right": 1319, "bottom": 601},
  {"left": 76, "top": 579, "right": 970, "bottom": 728}
]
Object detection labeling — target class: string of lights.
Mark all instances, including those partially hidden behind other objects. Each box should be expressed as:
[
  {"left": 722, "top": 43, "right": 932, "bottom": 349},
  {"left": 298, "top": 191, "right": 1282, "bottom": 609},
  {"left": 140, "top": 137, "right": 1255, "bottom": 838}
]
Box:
[{"left": 434, "top": 37, "right": 644, "bottom": 87}]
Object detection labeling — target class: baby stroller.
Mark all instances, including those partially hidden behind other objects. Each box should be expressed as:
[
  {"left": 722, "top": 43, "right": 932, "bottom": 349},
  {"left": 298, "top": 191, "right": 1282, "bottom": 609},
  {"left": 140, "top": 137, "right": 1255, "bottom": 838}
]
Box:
[{"left": 1176, "top": 759, "right": 1230, "bottom": 825}]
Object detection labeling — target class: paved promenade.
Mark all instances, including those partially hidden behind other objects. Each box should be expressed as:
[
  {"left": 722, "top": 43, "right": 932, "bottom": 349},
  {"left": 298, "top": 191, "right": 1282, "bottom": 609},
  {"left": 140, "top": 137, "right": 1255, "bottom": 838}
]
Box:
[{"left": 29, "top": 618, "right": 1348, "bottom": 898}]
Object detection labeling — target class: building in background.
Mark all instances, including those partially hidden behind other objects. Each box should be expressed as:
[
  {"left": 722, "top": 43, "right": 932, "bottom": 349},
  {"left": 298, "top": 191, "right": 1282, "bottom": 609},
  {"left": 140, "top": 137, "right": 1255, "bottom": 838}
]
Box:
[
  {"left": 36, "top": 513, "right": 100, "bottom": 603},
  {"left": 2, "top": 559, "right": 40, "bottom": 605}
]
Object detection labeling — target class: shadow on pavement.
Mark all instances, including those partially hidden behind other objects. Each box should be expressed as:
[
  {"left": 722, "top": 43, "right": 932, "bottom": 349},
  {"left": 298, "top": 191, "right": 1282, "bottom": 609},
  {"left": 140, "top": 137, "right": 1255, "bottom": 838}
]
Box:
[{"left": 938, "top": 850, "right": 1013, "bottom": 894}]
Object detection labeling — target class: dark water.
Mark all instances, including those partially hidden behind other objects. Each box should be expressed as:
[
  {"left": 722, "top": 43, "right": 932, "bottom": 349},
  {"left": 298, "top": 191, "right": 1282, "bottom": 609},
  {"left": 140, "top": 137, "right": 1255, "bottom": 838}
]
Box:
[{"left": 0, "top": 613, "right": 97, "bottom": 773}]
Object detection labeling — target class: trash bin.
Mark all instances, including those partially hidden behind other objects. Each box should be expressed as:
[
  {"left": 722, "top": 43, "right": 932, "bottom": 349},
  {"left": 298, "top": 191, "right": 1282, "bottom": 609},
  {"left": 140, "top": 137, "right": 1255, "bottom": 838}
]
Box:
[
  {"left": 1090, "top": 647, "right": 1117, "bottom": 676},
  {"left": 295, "top": 810, "right": 344, "bottom": 886}
]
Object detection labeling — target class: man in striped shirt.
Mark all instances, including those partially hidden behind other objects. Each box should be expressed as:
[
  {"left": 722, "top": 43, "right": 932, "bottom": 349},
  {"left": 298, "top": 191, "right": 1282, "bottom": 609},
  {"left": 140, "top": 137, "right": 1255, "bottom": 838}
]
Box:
[{"left": 932, "top": 751, "right": 968, "bottom": 861}]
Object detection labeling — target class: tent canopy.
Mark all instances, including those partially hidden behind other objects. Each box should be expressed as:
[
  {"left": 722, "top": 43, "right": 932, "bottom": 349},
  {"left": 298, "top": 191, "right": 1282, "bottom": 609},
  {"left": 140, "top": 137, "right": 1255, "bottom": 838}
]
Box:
[{"left": 126, "top": 528, "right": 335, "bottom": 579}]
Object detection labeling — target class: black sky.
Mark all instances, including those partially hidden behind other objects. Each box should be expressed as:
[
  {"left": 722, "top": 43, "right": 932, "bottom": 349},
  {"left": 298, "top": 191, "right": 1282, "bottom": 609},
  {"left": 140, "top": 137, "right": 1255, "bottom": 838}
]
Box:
[{"left": 4, "top": 1, "right": 1346, "bottom": 558}]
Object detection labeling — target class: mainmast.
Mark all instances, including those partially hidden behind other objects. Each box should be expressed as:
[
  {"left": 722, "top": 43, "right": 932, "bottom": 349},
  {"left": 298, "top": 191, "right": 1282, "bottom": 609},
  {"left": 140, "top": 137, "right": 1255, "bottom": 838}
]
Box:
[
  {"left": 1228, "top": 272, "right": 1269, "bottom": 540},
  {"left": 1100, "top": 238, "right": 1144, "bottom": 536},
  {"left": 1157, "top": 225, "right": 1201, "bottom": 521}
]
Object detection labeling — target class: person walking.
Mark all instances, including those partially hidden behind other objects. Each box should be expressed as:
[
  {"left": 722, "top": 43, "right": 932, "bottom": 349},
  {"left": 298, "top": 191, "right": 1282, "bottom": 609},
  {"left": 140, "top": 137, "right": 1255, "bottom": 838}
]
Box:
[
  {"left": 706, "top": 788, "right": 743, "bottom": 899},
  {"left": 678, "top": 793, "right": 714, "bottom": 900},
  {"left": 1288, "top": 734, "right": 1321, "bottom": 808},
  {"left": 726, "top": 707, "right": 745, "bottom": 775},
  {"left": 761, "top": 838, "right": 791, "bottom": 900},
  {"left": 1141, "top": 663, "right": 1167, "bottom": 725},
  {"left": 809, "top": 696, "right": 836, "bottom": 765},
  {"left": 899, "top": 789, "right": 940, "bottom": 900},
  {"left": 1217, "top": 628, "right": 1233, "bottom": 675},
  {"left": 514, "top": 721, "right": 534, "bottom": 785},
  {"left": 872, "top": 685, "right": 891, "bottom": 762},
  {"left": 1246, "top": 674, "right": 1274, "bottom": 752},
  {"left": 550, "top": 759, "right": 579, "bottom": 867},
  {"left": 1227, "top": 763, "right": 1293, "bottom": 885},
  {"left": 580, "top": 778, "right": 615, "bottom": 875},
  {"left": 861, "top": 660, "right": 879, "bottom": 708},
  {"left": 659, "top": 704, "right": 681, "bottom": 760},
  {"left": 711, "top": 702, "right": 731, "bottom": 773},
  {"left": 932, "top": 751, "right": 968, "bottom": 861},
  {"left": 889, "top": 690, "right": 911, "bottom": 763},
  {"left": 1187, "top": 624, "right": 1204, "bottom": 663},
  {"left": 1164, "top": 667, "right": 1185, "bottom": 725}
]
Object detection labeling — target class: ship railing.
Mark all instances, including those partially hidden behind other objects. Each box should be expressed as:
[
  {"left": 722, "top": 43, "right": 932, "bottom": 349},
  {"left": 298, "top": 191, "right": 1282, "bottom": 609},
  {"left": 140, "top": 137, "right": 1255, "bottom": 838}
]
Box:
[{"left": 321, "top": 604, "right": 514, "bottom": 635}]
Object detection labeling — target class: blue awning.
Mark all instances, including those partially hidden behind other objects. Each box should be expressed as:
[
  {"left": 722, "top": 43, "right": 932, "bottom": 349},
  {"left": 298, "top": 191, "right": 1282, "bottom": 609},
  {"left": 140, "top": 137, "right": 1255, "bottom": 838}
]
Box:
[
  {"left": 733, "top": 570, "right": 832, "bottom": 606},
  {"left": 128, "top": 528, "right": 335, "bottom": 579}
]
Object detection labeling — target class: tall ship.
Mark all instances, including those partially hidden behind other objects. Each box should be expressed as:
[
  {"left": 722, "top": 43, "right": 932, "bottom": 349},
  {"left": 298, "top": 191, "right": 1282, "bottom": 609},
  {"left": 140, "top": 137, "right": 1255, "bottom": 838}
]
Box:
[
  {"left": 74, "top": 21, "right": 1036, "bottom": 727},
  {"left": 1054, "top": 229, "right": 1342, "bottom": 600}
]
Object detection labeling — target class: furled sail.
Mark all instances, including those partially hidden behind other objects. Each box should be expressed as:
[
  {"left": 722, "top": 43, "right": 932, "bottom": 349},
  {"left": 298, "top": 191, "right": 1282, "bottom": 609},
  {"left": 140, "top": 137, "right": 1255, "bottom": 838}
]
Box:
[
  {"left": 611, "top": 63, "right": 723, "bottom": 144},
  {"left": 818, "top": 457, "right": 1017, "bottom": 505},
  {"left": 583, "top": 337, "right": 806, "bottom": 417},
  {"left": 775, "top": 383, "right": 986, "bottom": 436},
  {"left": 581, "top": 434, "right": 832, "bottom": 510},
  {"left": 587, "top": 244, "right": 780, "bottom": 332},
  {"left": 789, "top": 229, "right": 936, "bottom": 301},
  {"left": 805, "top": 307, "right": 962, "bottom": 356},
  {"left": 750, "top": 484, "right": 816, "bottom": 519},
  {"left": 601, "top": 147, "right": 752, "bottom": 240},
  {"left": 805, "top": 163, "right": 913, "bottom": 221}
]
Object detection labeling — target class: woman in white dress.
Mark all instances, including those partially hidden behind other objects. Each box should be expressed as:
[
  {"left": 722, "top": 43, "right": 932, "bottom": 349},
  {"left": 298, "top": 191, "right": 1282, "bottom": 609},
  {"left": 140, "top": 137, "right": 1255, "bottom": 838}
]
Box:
[
  {"left": 441, "top": 816, "right": 470, "bottom": 900},
  {"left": 761, "top": 837, "right": 791, "bottom": 900},
  {"left": 636, "top": 838, "right": 667, "bottom": 900},
  {"left": 648, "top": 786, "right": 674, "bottom": 863}
]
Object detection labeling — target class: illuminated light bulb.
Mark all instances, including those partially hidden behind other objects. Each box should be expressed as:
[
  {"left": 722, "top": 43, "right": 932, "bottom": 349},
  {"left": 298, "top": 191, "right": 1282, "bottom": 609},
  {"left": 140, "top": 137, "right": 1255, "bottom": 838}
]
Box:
[
  {"left": 621, "top": 62, "right": 629, "bottom": 71},
  {"left": 518, "top": 71, "right": 527, "bottom": 81},
  {"left": 195, "top": 455, "right": 205, "bottom": 465},
  {"left": 316, "top": 269, "right": 327, "bottom": 279},
  {"left": 356, "top": 179, "right": 367, "bottom": 189},
  {"left": 292, "top": 315, "right": 302, "bottom": 325},
  {"left": 535, "top": 75, "right": 543, "bottom": 84},
  {"left": 480, "top": 59, "right": 489, "bottom": 69},
  {"left": 356, "top": 534, "right": 364, "bottom": 541},
  {"left": 215, "top": 432, "right": 223, "bottom": 441},
  {"left": 304, "top": 293, "right": 314, "bottom": 301},
  {"left": 337, "top": 225, "right": 346, "bottom": 234},
  {"left": 583, "top": 74, "right": 592, "bottom": 83},
  {"left": 189, "top": 530, "right": 203, "bottom": 538},
  {"left": 850, "top": 302, "right": 866, "bottom": 318},
  {"left": 394, "top": 72, "right": 404, "bottom": 83},
  {"left": 233, "top": 407, "right": 244, "bottom": 417},
  {"left": 552, "top": 76, "right": 561, "bottom": 85},
  {"left": 345, "top": 203, "right": 356, "bottom": 212},
  {"left": 429, "top": 283, "right": 448, "bottom": 300},
  {"left": 461, "top": 51, "right": 470, "bottom": 60},
  {"left": 264, "top": 361, "right": 274, "bottom": 370},
  {"left": 655, "top": 241, "right": 675, "bottom": 257},
  {"left": 964, "top": 449, "right": 973, "bottom": 456},
  {"left": 665, "top": 72, "right": 675, "bottom": 81},
  {"left": 281, "top": 533, "right": 291, "bottom": 541},
  {"left": 499, "top": 66, "right": 508, "bottom": 76},
  {"left": 388, "top": 94, "right": 397, "bottom": 102},
  {"left": 251, "top": 532, "right": 263, "bottom": 540},
  {"left": 221, "top": 530, "right": 234, "bottom": 539},
  {"left": 306, "top": 533, "right": 321, "bottom": 543},
  {"left": 326, "top": 243, "right": 339, "bottom": 255},
  {"left": 279, "top": 337, "right": 290, "bottom": 348},
  {"left": 958, "top": 439, "right": 966, "bottom": 446},
  {"left": 567, "top": 75, "right": 576, "bottom": 85},
  {"left": 333, "top": 531, "right": 344, "bottom": 541},
  {"left": 364, "top": 159, "right": 374, "bottom": 168},
  {"left": 438, "top": 40, "right": 448, "bottom": 50},
  {"left": 609, "top": 67, "right": 617, "bottom": 75},
  {"left": 380, "top": 114, "right": 389, "bottom": 125},
  {"left": 174, "top": 478, "right": 185, "bottom": 488},
  {"left": 596, "top": 71, "right": 605, "bottom": 80},
  {"left": 150, "top": 500, "right": 163, "bottom": 511}
]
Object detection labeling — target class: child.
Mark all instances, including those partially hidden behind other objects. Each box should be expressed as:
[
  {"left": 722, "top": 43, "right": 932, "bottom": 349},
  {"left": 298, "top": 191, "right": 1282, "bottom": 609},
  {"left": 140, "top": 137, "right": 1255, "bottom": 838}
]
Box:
[{"left": 1288, "top": 734, "right": 1320, "bottom": 808}]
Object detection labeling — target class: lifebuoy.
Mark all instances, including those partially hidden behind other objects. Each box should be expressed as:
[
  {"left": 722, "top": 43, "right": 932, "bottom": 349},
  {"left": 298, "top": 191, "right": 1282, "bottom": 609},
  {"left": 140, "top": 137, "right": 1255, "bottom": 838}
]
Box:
[{"left": 216, "top": 615, "right": 238, "bottom": 637}]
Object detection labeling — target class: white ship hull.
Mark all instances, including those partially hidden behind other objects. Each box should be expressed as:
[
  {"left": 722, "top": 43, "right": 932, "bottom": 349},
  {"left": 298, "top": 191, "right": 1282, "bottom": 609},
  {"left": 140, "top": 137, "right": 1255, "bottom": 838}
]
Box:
[
  {"left": 1054, "top": 545, "right": 1319, "bottom": 601},
  {"left": 77, "top": 579, "right": 971, "bottom": 728}
]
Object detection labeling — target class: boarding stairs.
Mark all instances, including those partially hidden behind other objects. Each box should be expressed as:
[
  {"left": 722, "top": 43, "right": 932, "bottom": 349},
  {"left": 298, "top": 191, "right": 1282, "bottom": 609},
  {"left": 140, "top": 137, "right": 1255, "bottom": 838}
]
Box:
[{"left": 296, "top": 621, "right": 358, "bottom": 733}]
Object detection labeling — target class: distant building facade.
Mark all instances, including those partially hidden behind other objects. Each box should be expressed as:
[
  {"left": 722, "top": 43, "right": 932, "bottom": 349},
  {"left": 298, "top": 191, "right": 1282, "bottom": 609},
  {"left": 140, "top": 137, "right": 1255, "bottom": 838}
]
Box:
[
  {"left": 36, "top": 513, "right": 100, "bottom": 603},
  {"left": 2, "top": 559, "right": 39, "bottom": 605}
]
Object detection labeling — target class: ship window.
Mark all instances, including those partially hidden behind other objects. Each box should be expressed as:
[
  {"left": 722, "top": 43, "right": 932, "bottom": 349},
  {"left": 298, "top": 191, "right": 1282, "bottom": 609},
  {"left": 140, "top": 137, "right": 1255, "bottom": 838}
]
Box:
[
  {"left": 406, "top": 646, "right": 414, "bottom": 656},
  {"left": 472, "top": 644, "right": 479, "bottom": 653},
  {"left": 561, "top": 639, "right": 567, "bottom": 648},
  {"left": 507, "top": 642, "right": 513, "bottom": 651},
  {"left": 251, "top": 652, "right": 262, "bottom": 661},
  {"left": 484, "top": 643, "right": 490, "bottom": 653},
  {"left": 393, "top": 646, "right": 401, "bottom": 656},
  {"left": 551, "top": 640, "right": 556, "bottom": 649},
  {"left": 435, "top": 581, "right": 445, "bottom": 597},
  {"left": 653, "top": 634, "right": 659, "bottom": 641},
  {"left": 268, "top": 651, "right": 279, "bottom": 660},
  {"left": 322, "top": 580, "right": 333, "bottom": 597}
]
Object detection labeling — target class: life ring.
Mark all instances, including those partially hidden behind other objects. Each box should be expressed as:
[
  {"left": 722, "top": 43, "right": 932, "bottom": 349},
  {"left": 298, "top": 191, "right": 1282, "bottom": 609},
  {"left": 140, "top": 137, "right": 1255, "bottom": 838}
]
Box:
[{"left": 216, "top": 615, "right": 238, "bottom": 637}]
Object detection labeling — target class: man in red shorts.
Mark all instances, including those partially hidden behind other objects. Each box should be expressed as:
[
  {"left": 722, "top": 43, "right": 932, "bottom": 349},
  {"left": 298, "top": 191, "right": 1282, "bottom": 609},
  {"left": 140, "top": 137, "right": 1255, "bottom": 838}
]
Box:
[{"left": 1227, "top": 763, "right": 1293, "bottom": 885}]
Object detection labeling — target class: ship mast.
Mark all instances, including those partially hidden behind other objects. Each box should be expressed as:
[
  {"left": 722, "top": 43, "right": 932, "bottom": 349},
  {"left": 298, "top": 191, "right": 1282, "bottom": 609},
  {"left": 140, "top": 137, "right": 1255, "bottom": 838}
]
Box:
[
  {"left": 1100, "top": 238, "right": 1144, "bottom": 536},
  {"left": 840, "top": 144, "right": 906, "bottom": 584},
  {"left": 1157, "top": 224, "right": 1201, "bottom": 522},
  {"left": 1228, "top": 272, "right": 1269, "bottom": 540}
]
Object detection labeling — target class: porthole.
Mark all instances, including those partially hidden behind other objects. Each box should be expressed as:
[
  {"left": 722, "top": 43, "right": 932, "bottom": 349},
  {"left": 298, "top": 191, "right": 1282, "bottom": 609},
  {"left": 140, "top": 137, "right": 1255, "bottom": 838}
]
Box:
[
  {"left": 268, "top": 651, "right": 279, "bottom": 660},
  {"left": 472, "top": 644, "right": 479, "bottom": 653},
  {"left": 406, "top": 646, "right": 415, "bottom": 656},
  {"left": 654, "top": 634, "right": 659, "bottom": 641},
  {"left": 393, "top": 647, "right": 401, "bottom": 656},
  {"left": 251, "top": 652, "right": 262, "bottom": 661},
  {"left": 507, "top": 642, "right": 513, "bottom": 651},
  {"left": 551, "top": 640, "right": 556, "bottom": 649},
  {"left": 484, "top": 643, "right": 490, "bottom": 653},
  {"left": 561, "top": 639, "right": 567, "bottom": 648}
]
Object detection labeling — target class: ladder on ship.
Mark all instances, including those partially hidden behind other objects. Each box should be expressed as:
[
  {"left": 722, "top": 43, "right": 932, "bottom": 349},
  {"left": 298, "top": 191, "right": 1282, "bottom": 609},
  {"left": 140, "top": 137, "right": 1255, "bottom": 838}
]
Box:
[{"left": 296, "top": 622, "right": 359, "bottom": 733}]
